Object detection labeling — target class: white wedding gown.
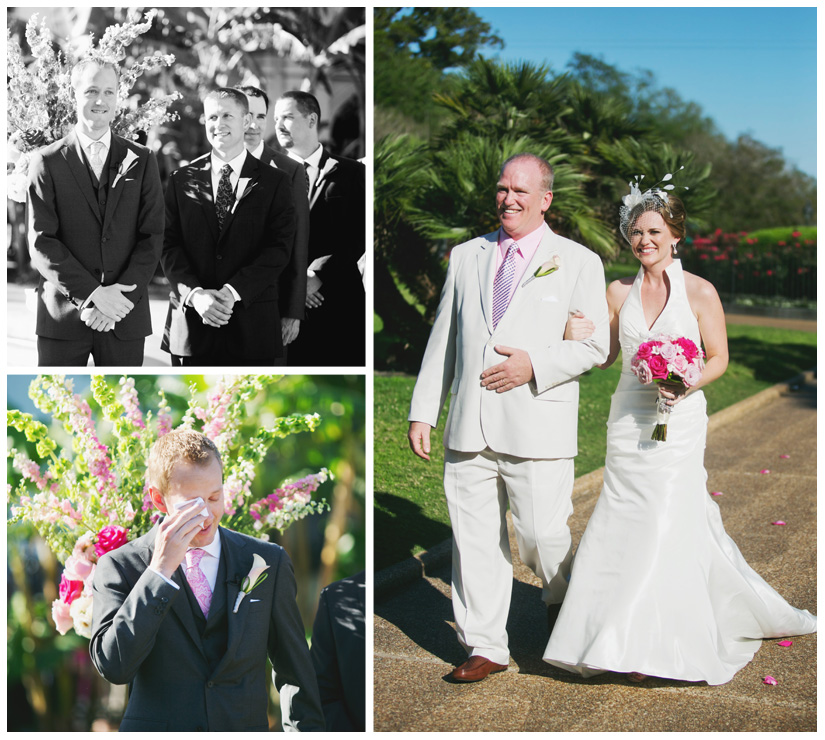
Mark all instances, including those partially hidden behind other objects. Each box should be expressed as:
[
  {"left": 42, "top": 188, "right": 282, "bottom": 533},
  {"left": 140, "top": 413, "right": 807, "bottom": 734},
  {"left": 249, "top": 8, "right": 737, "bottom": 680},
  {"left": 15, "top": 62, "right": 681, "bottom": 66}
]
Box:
[{"left": 543, "top": 260, "right": 816, "bottom": 685}]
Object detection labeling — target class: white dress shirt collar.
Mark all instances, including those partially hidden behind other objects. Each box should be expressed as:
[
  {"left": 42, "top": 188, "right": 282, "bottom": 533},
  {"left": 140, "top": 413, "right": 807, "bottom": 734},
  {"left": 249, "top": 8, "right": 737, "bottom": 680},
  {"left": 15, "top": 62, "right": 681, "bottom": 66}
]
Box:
[
  {"left": 75, "top": 126, "right": 112, "bottom": 155},
  {"left": 211, "top": 148, "right": 247, "bottom": 178},
  {"left": 249, "top": 141, "right": 265, "bottom": 160}
]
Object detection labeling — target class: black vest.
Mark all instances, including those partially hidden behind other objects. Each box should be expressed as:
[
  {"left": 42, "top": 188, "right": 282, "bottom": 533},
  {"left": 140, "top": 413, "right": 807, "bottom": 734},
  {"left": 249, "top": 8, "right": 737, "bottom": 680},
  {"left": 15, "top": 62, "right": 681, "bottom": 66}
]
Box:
[{"left": 182, "top": 554, "right": 229, "bottom": 673}]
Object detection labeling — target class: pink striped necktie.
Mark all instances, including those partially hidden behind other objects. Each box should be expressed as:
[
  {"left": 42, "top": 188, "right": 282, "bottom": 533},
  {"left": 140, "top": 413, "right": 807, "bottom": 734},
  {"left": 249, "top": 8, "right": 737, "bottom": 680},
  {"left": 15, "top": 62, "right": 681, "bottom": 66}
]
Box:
[
  {"left": 492, "top": 241, "right": 519, "bottom": 328},
  {"left": 184, "top": 548, "right": 212, "bottom": 617}
]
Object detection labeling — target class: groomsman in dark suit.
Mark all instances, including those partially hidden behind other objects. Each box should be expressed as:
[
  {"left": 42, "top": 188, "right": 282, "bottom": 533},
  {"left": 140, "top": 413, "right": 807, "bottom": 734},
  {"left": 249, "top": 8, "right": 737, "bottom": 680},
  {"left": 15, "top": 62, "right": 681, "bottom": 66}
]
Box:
[
  {"left": 91, "top": 429, "right": 324, "bottom": 731},
  {"left": 235, "top": 85, "right": 309, "bottom": 362},
  {"left": 27, "top": 59, "right": 164, "bottom": 366},
  {"left": 161, "top": 88, "right": 296, "bottom": 365},
  {"left": 272, "top": 91, "right": 366, "bottom": 367}
]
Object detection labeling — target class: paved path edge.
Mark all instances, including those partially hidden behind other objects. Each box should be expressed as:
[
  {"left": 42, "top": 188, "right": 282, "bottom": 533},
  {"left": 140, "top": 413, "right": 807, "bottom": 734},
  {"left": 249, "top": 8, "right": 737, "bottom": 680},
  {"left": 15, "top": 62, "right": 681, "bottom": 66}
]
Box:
[{"left": 374, "top": 368, "right": 816, "bottom": 599}]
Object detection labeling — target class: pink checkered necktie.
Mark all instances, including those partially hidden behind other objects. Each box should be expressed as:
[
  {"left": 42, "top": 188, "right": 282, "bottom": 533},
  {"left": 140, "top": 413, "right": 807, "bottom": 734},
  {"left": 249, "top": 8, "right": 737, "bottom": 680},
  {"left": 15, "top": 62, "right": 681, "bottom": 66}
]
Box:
[
  {"left": 184, "top": 548, "right": 212, "bottom": 617},
  {"left": 491, "top": 241, "right": 519, "bottom": 328}
]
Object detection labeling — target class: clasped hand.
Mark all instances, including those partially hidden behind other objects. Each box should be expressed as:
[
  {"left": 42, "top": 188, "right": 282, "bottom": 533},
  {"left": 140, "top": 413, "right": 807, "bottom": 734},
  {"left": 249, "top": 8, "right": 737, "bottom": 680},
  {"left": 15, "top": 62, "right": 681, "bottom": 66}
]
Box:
[
  {"left": 305, "top": 273, "right": 324, "bottom": 309},
  {"left": 192, "top": 287, "right": 235, "bottom": 327}
]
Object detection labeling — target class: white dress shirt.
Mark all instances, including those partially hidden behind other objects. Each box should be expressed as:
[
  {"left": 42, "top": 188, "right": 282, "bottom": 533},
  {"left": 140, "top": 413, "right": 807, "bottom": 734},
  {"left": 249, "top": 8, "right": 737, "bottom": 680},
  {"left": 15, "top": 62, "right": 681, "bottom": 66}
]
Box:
[
  {"left": 75, "top": 125, "right": 112, "bottom": 173},
  {"left": 288, "top": 143, "right": 322, "bottom": 201}
]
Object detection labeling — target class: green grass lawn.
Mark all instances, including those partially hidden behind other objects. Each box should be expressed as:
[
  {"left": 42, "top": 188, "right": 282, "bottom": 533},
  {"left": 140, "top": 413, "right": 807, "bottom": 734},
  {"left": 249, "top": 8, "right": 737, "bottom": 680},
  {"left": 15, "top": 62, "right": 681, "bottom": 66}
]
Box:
[{"left": 374, "top": 323, "right": 816, "bottom": 571}]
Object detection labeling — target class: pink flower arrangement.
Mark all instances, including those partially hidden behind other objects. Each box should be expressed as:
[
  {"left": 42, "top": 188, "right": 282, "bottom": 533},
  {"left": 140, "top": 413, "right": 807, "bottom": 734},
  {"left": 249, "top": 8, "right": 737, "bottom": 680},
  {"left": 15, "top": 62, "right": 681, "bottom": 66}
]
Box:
[{"left": 631, "top": 333, "right": 706, "bottom": 441}]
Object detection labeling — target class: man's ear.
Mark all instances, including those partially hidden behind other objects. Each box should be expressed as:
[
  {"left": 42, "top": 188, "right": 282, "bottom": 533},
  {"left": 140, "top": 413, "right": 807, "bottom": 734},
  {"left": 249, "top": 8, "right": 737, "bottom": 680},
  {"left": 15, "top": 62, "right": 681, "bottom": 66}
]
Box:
[
  {"left": 242, "top": 112, "right": 251, "bottom": 131},
  {"left": 308, "top": 112, "right": 318, "bottom": 130},
  {"left": 149, "top": 486, "right": 168, "bottom": 514}
]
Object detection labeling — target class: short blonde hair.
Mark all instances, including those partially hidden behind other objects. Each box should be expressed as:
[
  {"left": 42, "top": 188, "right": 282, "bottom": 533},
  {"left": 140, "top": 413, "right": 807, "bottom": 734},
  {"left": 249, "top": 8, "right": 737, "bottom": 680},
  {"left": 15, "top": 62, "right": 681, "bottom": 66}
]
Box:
[{"left": 146, "top": 430, "right": 222, "bottom": 494}]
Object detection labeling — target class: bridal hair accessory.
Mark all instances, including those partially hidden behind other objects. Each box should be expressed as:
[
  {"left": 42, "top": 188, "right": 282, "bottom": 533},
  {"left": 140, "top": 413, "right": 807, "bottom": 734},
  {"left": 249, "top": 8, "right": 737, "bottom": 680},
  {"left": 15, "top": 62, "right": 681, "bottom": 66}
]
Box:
[{"left": 619, "top": 167, "right": 689, "bottom": 244}]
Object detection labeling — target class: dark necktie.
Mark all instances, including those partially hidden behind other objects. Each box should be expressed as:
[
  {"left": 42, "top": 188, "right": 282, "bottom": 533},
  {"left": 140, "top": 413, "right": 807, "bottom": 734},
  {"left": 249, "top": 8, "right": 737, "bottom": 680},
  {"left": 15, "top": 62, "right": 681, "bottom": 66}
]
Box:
[
  {"left": 303, "top": 161, "right": 312, "bottom": 202},
  {"left": 216, "top": 164, "right": 235, "bottom": 228}
]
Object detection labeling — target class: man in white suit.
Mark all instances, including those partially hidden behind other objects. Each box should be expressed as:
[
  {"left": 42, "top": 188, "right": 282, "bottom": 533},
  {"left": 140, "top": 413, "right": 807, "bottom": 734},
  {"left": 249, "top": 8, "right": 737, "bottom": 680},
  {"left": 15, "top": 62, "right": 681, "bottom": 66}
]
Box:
[{"left": 408, "top": 153, "right": 609, "bottom": 682}]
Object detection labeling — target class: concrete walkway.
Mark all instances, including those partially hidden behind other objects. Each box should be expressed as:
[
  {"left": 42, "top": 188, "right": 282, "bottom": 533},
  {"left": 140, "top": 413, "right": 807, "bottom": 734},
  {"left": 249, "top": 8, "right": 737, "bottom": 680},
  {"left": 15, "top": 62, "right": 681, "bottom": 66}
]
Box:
[{"left": 374, "top": 372, "right": 817, "bottom": 732}]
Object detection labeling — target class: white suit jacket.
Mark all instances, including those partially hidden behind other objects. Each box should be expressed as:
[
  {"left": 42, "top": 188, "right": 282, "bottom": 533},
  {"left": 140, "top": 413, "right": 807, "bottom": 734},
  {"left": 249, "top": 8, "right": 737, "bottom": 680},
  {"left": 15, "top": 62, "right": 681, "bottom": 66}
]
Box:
[{"left": 409, "top": 227, "right": 609, "bottom": 460}]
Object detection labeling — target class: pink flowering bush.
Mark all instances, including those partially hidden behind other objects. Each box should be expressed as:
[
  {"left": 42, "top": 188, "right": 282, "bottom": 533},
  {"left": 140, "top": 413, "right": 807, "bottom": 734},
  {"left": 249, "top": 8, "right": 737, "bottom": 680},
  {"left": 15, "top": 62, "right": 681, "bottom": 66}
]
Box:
[{"left": 8, "top": 375, "right": 331, "bottom": 638}]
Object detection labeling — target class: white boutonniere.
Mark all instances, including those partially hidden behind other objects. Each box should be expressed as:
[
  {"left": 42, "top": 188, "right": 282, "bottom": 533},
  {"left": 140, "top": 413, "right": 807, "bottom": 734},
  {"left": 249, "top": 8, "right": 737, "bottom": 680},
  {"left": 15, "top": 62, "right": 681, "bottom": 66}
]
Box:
[
  {"left": 112, "top": 150, "right": 139, "bottom": 188},
  {"left": 231, "top": 178, "right": 253, "bottom": 213},
  {"left": 314, "top": 157, "right": 337, "bottom": 188},
  {"left": 522, "top": 255, "right": 560, "bottom": 287},
  {"left": 232, "top": 553, "right": 269, "bottom": 613}
]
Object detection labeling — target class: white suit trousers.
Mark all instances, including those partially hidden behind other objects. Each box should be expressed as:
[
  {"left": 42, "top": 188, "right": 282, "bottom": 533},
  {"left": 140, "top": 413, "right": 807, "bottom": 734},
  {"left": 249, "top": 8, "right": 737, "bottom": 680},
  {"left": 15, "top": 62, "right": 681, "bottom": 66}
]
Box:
[{"left": 444, "top": 448, "right": 574, "bottom": 666}]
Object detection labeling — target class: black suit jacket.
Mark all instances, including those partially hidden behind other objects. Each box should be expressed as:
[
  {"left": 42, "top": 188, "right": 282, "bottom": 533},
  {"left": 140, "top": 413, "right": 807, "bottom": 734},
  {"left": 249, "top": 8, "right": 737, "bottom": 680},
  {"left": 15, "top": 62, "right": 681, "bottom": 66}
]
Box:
[
  {"left": 160, "top": 151, "right": 296, "bottom": 361},
  {"left": 90, "top": 526, "right": 324, "bottom": 732},
  {"left": 310, "top": 571, "right": 366, "bottom": 731},
  {"left": 27, "top": 130, "right": 164, "bottom": 341},
  {"left": 258, "top": 143, "right": 310, "bottom": 321},
  {"left": 289, "top": 148, "right": 365, "bottom": 366}
]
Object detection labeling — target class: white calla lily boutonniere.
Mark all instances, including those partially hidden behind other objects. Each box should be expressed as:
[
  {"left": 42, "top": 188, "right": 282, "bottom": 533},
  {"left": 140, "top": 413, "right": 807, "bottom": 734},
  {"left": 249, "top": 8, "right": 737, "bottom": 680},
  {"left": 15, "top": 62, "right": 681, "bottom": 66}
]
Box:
[
  {"left": 112, "top": 150, "right": 139, "bottom": 189},
  {"left": 233, "top": 552, "right": 270, "bottom": 613},
  {"left": 522, "top": 254, "right": 561, "bottom": 287},
  {"left": 231, "top": 178, "right": 253, "bottom": 213}
]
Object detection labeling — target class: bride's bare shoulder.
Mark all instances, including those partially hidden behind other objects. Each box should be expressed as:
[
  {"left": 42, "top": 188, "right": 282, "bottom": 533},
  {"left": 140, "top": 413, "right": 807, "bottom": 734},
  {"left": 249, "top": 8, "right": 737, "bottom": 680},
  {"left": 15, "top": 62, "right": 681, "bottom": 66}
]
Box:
[
  {"left": 605, "top": 277, "right": 633, "bottom": 311},
  {"left": 683, "top": 270, "right": 722, "bottom": 306}
]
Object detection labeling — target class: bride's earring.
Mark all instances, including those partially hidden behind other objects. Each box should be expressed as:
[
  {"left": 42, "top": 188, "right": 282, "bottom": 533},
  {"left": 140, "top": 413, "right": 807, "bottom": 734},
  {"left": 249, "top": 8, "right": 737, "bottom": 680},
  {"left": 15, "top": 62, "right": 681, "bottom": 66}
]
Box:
[{"left": 672, "top": 243, "right": 678, "bottom": 256}]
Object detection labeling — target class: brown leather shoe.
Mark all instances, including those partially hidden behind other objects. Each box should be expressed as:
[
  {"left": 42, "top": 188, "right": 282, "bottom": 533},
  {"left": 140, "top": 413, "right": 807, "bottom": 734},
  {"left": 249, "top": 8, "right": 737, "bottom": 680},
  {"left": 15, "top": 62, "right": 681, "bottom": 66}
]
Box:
[{"left": 451, "top": 656, "right": 508, "bottom": 683}]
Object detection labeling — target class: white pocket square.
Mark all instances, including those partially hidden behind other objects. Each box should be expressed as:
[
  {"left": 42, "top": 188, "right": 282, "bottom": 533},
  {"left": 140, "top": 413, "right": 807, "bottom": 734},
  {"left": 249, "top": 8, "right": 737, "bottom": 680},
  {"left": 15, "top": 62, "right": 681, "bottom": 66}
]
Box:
[
  {"left": 250, "top": 599, "right": 261, "bottom": 603},
  {"left": 541, "top": 295, "right": 560, "bottom": 303}
]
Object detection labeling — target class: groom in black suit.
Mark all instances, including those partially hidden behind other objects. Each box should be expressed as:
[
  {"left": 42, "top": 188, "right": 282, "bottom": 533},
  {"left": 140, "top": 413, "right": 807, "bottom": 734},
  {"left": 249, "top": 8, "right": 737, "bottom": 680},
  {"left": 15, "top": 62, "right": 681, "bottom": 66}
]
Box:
[
  {"left": 235, "top": 85, "right": 309, "bottom": 360},
  {"left": 161, "top": 88, "right": 296, "bottom": 365},
  {"left": 90, "top": 429, "right": 324, "bottom": 731},
  {"left": 27, "top": 59, "right": 164, "bottom": 366}
]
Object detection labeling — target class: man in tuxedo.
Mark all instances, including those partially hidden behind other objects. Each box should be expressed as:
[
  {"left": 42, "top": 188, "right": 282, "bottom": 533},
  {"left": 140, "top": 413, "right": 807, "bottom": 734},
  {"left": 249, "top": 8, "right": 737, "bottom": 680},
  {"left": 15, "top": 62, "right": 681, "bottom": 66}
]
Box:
[
  {"left": 235, "top": 85, "right": 309, "bottom": 362},
  {"left": 161, "top": 87, "right": 296, "bottom": 365},
  {"left": 272, "top": 91, "right": 365, "bottom": 367},
  {"left": 310, "top": 570, "right": 365, "bottom": 731},
  {"left": 408, "top": 154, "right": 610, "bottom": 682},
  {"left": 27, "top": 59, "right": 164, "bottom": 366},
  {"left": 91, "top": 429, "right": 324, "bottom": 731}
]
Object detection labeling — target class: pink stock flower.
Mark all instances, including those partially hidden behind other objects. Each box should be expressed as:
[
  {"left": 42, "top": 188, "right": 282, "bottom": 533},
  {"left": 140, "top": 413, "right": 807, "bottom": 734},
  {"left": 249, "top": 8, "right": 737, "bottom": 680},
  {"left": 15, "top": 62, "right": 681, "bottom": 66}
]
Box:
[
  {"left": 647, "top": 354, "right": 669, "bottom": 380},
  {"left": 52, "top": 598, "right": 74, "bottom": 634},
  {"left": 95, "top": 525, "right": 129, "bottom": 557},
  {"left": 58, "top": 573, "right": 84, "bottom": 605}
]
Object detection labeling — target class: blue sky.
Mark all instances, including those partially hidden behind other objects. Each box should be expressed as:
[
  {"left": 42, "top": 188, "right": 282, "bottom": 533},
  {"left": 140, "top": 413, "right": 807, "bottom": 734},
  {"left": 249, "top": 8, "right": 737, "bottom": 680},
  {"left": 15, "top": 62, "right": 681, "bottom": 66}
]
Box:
[{"left": 473, "top": 7, "right": 816, "bottom": 177}]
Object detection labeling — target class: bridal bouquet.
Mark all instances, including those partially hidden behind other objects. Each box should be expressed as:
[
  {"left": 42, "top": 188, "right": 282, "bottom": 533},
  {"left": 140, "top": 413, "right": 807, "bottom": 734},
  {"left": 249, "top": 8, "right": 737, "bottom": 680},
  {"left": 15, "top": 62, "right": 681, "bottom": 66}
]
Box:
[
  {"left": 7, "top": 375, "right": 331, "bottom": 638},
  {"left": 630, "top": 334, "right": 705, "bottom": 441}
]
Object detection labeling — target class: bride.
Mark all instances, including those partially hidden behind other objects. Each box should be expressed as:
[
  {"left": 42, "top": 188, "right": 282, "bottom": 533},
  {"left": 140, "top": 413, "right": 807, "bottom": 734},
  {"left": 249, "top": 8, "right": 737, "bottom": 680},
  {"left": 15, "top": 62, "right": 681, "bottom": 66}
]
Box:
[{"left": 544, "top": 181, "right": 816, "bottom": 685}]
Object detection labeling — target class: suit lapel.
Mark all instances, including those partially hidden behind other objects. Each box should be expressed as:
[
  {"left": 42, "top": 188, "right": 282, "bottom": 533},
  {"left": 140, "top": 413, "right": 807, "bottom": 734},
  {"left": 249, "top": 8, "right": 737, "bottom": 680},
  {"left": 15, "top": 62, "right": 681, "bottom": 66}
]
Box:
[
  {"left": 137, "top": 526, "right": 207, "bottom": 658},
  {"left": 497, "top": 228, "right": 559, "bottom": 327},
  {"left": 192, "top": 156, "right": 220, "bottom": 244},
  {"left": 61, "top": 132, "right": 102, "bottom": 223},
  {"left": 476, "top": 231, "right": 500, "bottom": 335},
  {"left": 102, "top": 135, "right": 126, "bottom": 233},
  {"left": 217, "top": 152, "right": 260, "bottom": 243},
  {"left": 309, "top": 148, "right": 336, "bottom": 210},
  {"left": 211, "top": 528, "right": 249, "bottom": 678}
]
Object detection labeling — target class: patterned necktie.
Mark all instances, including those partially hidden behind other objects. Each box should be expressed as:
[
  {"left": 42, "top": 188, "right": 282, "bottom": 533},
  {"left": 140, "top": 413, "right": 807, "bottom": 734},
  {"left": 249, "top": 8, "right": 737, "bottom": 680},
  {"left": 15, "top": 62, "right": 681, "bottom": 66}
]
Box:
[
  {"left": 216, "top": 164, "right": 235, "bottom": 229},
  {"left": 491, "top": 241, "right": 519, "bottom": 328},
  {"left": 184, "top": 548, "right": 212, "bottom": 617},
  {"left": 303, "top": 161, "right": 313, "bottom": 202},
  {"left": 89, "top": 141, "right": 105, "bottom": 180}
]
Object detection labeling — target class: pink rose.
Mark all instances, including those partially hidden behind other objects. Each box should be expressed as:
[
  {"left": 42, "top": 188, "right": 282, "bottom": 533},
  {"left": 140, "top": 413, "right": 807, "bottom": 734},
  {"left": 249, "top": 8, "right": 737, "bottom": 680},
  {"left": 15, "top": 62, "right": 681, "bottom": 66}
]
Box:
[
  {"left": 647, "top": 354, "right": 669, "bottom": 380},
  {"left": 659, "top": 342, "right": 678, "bottom": 362},
  {"left": 675, "top": 337, "right": 699, "bottom": 362},
  {"left": 634, "top": 359, "right": 653, "bottom": 385},
  {"left": 635, "top": 342, "right": 655, "bottom": 361},
  {"left": 683, "top": 364, "right": 702, "bottom": 387},
  {"left": 671, "top": 355, "right": 689, "bottom": 375},
  {"left": 64, "top": 554, "right": 94, "bottom": 581},
  {"left": 95, "top": 525, "right": 129, "bottom": 557},
  {"left": 58, "top": 573, "right": 84, "bottom": 605},
  {"left": 52, "top": 598, "right": 74, "bottom": 635}
]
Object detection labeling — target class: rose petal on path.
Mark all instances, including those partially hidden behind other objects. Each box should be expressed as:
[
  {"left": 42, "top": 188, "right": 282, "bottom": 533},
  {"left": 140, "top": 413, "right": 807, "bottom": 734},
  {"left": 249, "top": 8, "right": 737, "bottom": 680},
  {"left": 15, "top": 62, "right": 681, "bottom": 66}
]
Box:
[
  {"left": 710, "top": 491, "right": 723, "bottom": 496},
  {"left": 760, "top": 469, "right": 771, "bottom": 474},
  {"left": 780, "top": 454, "right": 790, "bottom": 459},
  {"left": 763, "top": 675, "right": 778, "bottom": 685},
  {"left": 777, "top": 640, "right": 793, "bottom": 647},
  {"left": 771, "top": 521, "right": 786, "bottom": 526}
]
